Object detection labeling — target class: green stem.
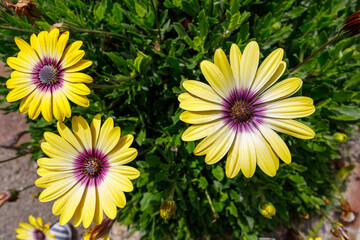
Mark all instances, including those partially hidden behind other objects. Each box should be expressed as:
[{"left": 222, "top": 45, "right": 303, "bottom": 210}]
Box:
[
  {"left": 0, "top": 25, "right": 35, "bottom": 33},
  {"left": 168, "top": 181, "right": 176, "bottom": 200},
  {"left": 72, "top": 27, "right": 129, "bottom": 41},
  {"left": 255, "top": 182, "right": 265, "bottom": 202},
  {"left": 105, "top": 74, "right": 138, "bottom": 82},
  {"left": 290, "top": 34, "right": 339, "bottom": 73},
  {"left": 19, "top": 184, "right": 35, "bottom": 192},
  {"left": 204, "top": 187, "right": 219, "bottom": 223}
]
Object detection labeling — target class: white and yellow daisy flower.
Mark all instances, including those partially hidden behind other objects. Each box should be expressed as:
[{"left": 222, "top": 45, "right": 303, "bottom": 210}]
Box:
[
  {"left": 35, "top": 114, "right": 140, "bottom": 228},
  {"left": 15, "top": 215, "right": 55, "bottom": 240},
  {"left": 179, "top": 41, "right": 315, "bottom": 178},
  {"left": 6, "top": 29, "right": 93, "bottom": 122}
]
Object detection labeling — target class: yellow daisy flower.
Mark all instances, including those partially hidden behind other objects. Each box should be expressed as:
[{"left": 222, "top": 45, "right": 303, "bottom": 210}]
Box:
[
  {"left": 179, "top": 41, "right": 315, "bottom": 178},
  {"left": 35, "top": 114, "right": 140, "bottom": 228},
  {"left": 14, "top": 215, "right": 55, "bottom": 240},
  {"left": 6, "top": 29, "right": 93, "bottom": 122}
]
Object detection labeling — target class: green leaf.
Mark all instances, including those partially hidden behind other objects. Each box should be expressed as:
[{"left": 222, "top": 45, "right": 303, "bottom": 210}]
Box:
[
  {"left": 288, "top": 175, "right": 306, "bottom": 187},
  {"left": 111, "top": 3, "right": 123, "bottom": 23},
  {"left": 94, "top": 0, "right": 107, "bottom": 23},
  {"left": 135, "top": 3, "right": 147, "bottom": 18},
  {"left": 198, "top": 10, "right": 208, "bottom": 39},
  {"left": 227, "top": 201, "right": 238, "bottom": 217},
  {"left": 135, "top": 129, "right": 146, "bottom": 146},
  {"left": 211, "top": 165, "right": 224, "bottom": 181},
  {"left": 173, "top": 22, "right": 187, "bottom": 39},
  {"left": 198, "top": 177, "right": 208, "bottom": 189}
]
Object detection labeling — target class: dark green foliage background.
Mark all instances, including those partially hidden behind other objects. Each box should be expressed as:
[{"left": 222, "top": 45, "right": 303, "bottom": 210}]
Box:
[{"left": 1, "top": 0, "right": 360, "bottom": 239}]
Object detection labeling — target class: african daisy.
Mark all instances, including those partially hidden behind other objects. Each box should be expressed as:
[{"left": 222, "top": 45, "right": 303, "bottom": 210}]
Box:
[
  {"left": 179, "top": 41, "right": 315, "bottom": 178},
  {"left": 15, "top": 215, "right": 55, "bottom": 240},
  {"left": 6, "top": 28, "right": 92, "bottom": 122},
  {"left": 35, "top": 114, "right": 140, "bottom": 228}
]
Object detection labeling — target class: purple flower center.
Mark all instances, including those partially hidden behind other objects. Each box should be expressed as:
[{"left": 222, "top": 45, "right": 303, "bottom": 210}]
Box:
[
  {"left": 230, "top": 100, "right": 254, "bottom": 123},
  {"left": 38, "top": 65, "right": 58, "bottom": 85},
  {"left": 33, "top": 229, "right": 45, "bottom": 240},
  {"left": 82, "top": 157, "right": 103, "bottom": 178}
]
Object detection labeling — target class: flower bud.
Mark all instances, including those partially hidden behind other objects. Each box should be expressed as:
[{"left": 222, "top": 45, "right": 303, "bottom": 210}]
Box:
[
  {"left": 160, "top": 200, "right": 176, "bottom": 220},
  {"left": 341, "top": 10, "right": 360, "bottom": 37},
  {"left": 259, "top": 201, "right": 276, "bottom": 219},
  {"left": 83, "top": 218, "right": 114, "bottom": 240},
  {"left": 0, "top": 189, "right": 19, "bottom": 207},
  {"left": 333, "top": 132, "right": 348, "bottom": 143}
]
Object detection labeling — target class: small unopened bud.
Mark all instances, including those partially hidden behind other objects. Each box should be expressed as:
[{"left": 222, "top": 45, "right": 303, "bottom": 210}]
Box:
[
  {"left": 83, "top": 218, "right": 114, "bottom": 240},
  {"left": 272, "top": 22, "right": 281, "bottom": 30},
  {"left": 333, "top": 132, "right": 348, "bottom": 143},
  {"left": 160, "top": 200, "right": 176, "bottom": 220},
  {"left": 341, "top": 10, "right": 360, "bottom": 37},
  {"left": 259, "top": 201, "right": 276, "bottom": 219},
  {"left": 0, "top": 189, "right": 19, "bottom": 207}
]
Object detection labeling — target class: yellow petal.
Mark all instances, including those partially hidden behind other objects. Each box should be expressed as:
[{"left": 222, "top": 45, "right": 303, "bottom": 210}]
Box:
[
  {"left": 14, "top": 37, "right": 40, "bottom": 65},
  {"left": 108, "top": 134, "right": 134, "bottom": 155},
  {"left": 205, "top": 126, "right": 236, "bottom": 165},
  {"left": 48, "top": 28, "right": 60, "bottom": 60},
  {"left": 63, "top": 89, "right": 90, "bottom": 107},
  {"left": 64, "top": 82, "right": 91, "bottom": 95},
  {"left": 99, "top": 183, "right": 117, "bottom": 219},
  {"left": 41, "top": 90, "right": 53, "bottom": 122},
  {"left": 6, "top": 77, "right": 33, "bottom": 89},
  {"left": 72, "top": 116, "right": 92, "bottom": 151},
  {"left": 252, "top": 129, "right": 277, "bottom": 177},
  {"left": 39, "top": 177, "right": 77, "bottom": 202},
  {"left": 82, "top": 186, "right": 96, "bottom": 228},
  {"left": 90, "top": 114, "right": 102, "bottom": 147},
  {"left": 6, "top": 57, "right": 33, "bottom": 73},
  {"left": 182, "top": 80, "right": 223, "bottom": 103},
  {"left": 110, "top": 166, "right": 140, "bottom": 180},
  {"left": 214, "top": 48, "right": 234, "bottom": 89},
  {"left": 240, "top": 41, "right": 259, "bottom": 90},
  {"left": 107, "top": 172, "right": 134, "bottom": 192},
  {"left": 37, "top": 31, "right": 49, "bottom": 59},
  {"left": 107, "top": 148, "right": 138, "bottom": 165},
  {"left": 55, "top": 31, "right": 69, "bottom": 61},
  {"left": 179, "top": 96, "right": 224, "bottom": 111},
  {"left": 257, "top": 61, "right": 287, "bottom": 94},
  {"left": 53, "top": 89, "right": 71, "bottom": 121},
  {"left": 258, "top": 125, "right": 291, "bottom": 164},
  {"left": 179, "top": 110, "right": 224, "bottom": 124},
  {"left": 6, "top": 85, "right": 36, "bottom": 102},
  {"left": 181, "top": 120, "right": 224, "bottom": 141},
  {"left": 263, "top": 97, "right": 315, "bottom": 118},
  {"left": 97, "top": 126, "right": 120, "bottom": 155},
  {"left": 193, "top": 123, "right": 232, "bottom": 155},
  {"left": 57, "top": 122, "right": 84, "bottom": 152},
  {"left": 57, "top": 185, "right": 85, "bottom": 225},
  {"left": 200, "top": 60, "right": 231, "bottom": 99},
  {"left": 62, "top": 72, "right": 93, "bottom": 83},
  {"left": 28, "top": 89, "right": 44, "bottom": 120},
  {"left": 93, "top": 188, "right": 103, "bottom": 225},
  {"left": 104, "top": 182, "right": 126, "bottom": 208},
  {"left": 251, "top": 48, "right": 284, "bottom": 94},
  {"left": 44, "top": 132, "right": 79, "bottom": 157},
  {"left": 230, "top": 44, "right": 241, "bottom": 90},
  {"left": 259, "top": 77, "right": 302, "bottom": 103},
  {"left": 264, "top": 118, "right": 315, "bottom": 139},
  {"left": 64, "top": 60, "right": 92, "bottom": 72}
]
